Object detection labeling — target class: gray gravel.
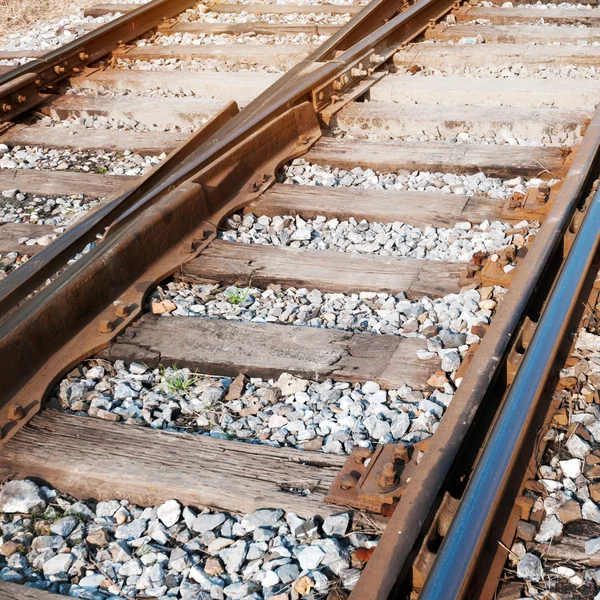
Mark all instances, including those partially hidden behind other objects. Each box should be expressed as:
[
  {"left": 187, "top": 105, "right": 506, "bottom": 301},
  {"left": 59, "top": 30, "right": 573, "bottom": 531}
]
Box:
[
  {"left": 113, "top": 56, "right": 291, "bottom": 74},
  {"left": 57, "top": 361, "right": 450, "bottom": 451},
  {"left": 281, "top": 158, "right": 557, "bottom": 201},
  {"left": 220, "top": 212, "right": 537, "bottom": 263},
  {"left": 0, "top": 13, "right": 120, "bottom": 52},
  {"left": 0, "top": 144, "right": 165, "bottom": 175},
  {"left": 0, "top": 252, "right": 28, "bottom": 281},
  {"left": 149, "top": 281, "right": 505, "bottom": 383},
  {"left": 179, "top": 7, "right": 353, "bottom": 25},
  {"left": 0, "top": 479, "right": 376, "bottom": 598},
  {"left": 137, "top": 31, "right": 329, "bottom": 46},
  {"left": 402, "top": 63, "right": 600, "bottom": 80},
  {"left": 0, "top": 190, "right": 101, "bottom": 226},
  {"left": 501, "top": 322, "right": 600, "bottom": 598},
  {"left": 36, "top": 113, "right": 202, "bottom": 134}
]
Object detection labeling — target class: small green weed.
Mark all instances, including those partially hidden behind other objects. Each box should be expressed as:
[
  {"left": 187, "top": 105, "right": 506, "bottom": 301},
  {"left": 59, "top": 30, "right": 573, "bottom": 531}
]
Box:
[
  {"left": 224, "top": 282, "right": 252, "bottom": 305},
  {"left": 160, "top": 366, "right": 199, "bottom": 394}
]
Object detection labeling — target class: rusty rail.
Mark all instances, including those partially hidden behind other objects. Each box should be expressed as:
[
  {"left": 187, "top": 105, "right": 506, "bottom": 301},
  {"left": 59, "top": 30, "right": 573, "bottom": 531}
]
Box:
[
  {"left": 0, "top": 0, "right": 455, "bottom": 317},
  {"left": 349, "top": 112, "right": 600, "bottom": 600},
  {"left": 418, "top": 111, "right": 600, "bottom": 600},
  {"left": 0, "top": 0, "right": 456, "bottom": 442},
  {"left": 0, "top": 0, "right": 200, "bottom": 122}
]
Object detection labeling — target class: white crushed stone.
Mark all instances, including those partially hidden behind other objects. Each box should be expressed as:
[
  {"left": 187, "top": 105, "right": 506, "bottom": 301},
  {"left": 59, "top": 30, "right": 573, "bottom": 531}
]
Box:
[
  {"left": 500, "top": 322, "right": 600, "bottom": 598},
  {"left": 149, "top": 280, "right": 505, "bottom": 384},
  {"left": 487, "top": 2, "right": 597, "bottom": 9},
  {"left": 57, "top": 361, "right": 451, "bottom": 450},
  {"left": 332, "top": 123, "right": 580, "bottom": 147},
  {"left": 0, "top": 253, "right": 28, "bottom": 280},
  {"left": 0, "top": 144, "right": 165, "bottom": 176},
  {"left": 35, "top": 113, "right": 202, "bottom": 134},
  {"left": 401, "top": 64, "right": 600, "bottom": 80},
  {"left": 0, "top": 479, "right": 376, "bottom": 597},
  {"left": 136, "top": 31, "right": 329, "bottom": 46},
  {"left": 221, "top": 212, "right": 538, "bottom": 263},
  {"left": 219, "top": 0, "right": 368, "bottom": 5},
  {"left": 114, "top": 56, "right": 290, "bottom": 73},
  {"left": 0, "top": 13, "right": 121, "bottom": 53},
  {"left": 0, "top": 190, "right": 101, "bottom": 227},
  {"left": 281, "top": 158, "right": 557, "bottom": 201},
  {"left": 179, "top": 8, "right": 352, "bottom": 25},
  {"left": 0, "top": 58, "right": 37, "bottom": 67}
]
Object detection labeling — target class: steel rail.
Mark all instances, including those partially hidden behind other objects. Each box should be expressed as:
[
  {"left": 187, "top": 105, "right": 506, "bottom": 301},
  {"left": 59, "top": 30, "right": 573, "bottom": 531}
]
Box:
[
  {"left": 0, "top": 0, "right": 454, "bottom": 315},
  {"left": 418, "top": 113, "right": 600, "bottom": 599},
  {"left": 0, "top": 0, "right": 201, "bottom": 122},
  {"left": 349, "top": 109, "right": 600, "bottom": 600}
]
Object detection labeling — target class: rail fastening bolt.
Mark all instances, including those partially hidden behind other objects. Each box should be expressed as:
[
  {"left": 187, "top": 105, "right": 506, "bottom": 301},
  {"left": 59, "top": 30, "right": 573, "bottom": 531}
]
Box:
[
  {"left": 7, "top": 405, "right": 24, "bottom": 421},
  {"left": 54, "top": 66, "right": 66, "bottom": 74},
  {"left": 1, "top": 104, "right": 12, "bottom": 112},
  {"left": 354, "top": 448, "right": 371, "bottom": 464},
  {"left": 115, "top": 304, "right": 130, "bottom": 318},
  {"left": 98, "top": 319, "right": 114, "bottom": 333},
  {"left": 379, "top": 462, "right": 397, "bottom": 488},
  {"left": 393, "top": 446, "right": 409, "bottom": 463},
  {"left": 79, "top": 52, "right": 90, "bottom": 60},
  {"left": 340, "top": 473, "right": 359, "bottom": 490},
  {"left": 16, "top": 95, "right": 27, "bottom": 104}
]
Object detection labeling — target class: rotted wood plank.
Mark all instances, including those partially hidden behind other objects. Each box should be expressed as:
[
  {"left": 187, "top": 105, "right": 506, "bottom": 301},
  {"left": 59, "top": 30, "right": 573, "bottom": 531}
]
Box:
[
  {"left": 0, "top": 124, "right": 187, "bottom": 154},
  {"left": 0, "top": 224, "right": 57, "bottom": 255},
  {"left": 0, "top": 169, "right": 133, "bottom": 197},
  {"left": 335, "top": 101, "right": 590, "bottom": 140},
  {"left": 0, "top": 581, "right": 66, "bottom": 600},
  {"left": 185, "top": 239, "right": 465, "bottom": 298},
  {"left": 70, "top": 68, "right": 277, "bottom": 103},
  {"left": 0, "top": 410, "right": 346, "bottom": 518},
  {"left": 453, "top": 5, "right": 600, "bottom": 25},
  {"left": 247, "top": 183, "right": 504, "bottom": 227},
  {"left": 115, "top": 44, "right": 309, "bottom": 68},
  {"left": 108, "top": 315, "right": 439, "bottom": 389},
  {"left": 304, "top": 138, "right": 570, "bottom": 178},
  {"left": 40, "top": 94, "right": 225, "bottom": 129},
  {"left": 369, "top": 74, "right": 600, "bottom": 109},
  {"left": 394, "top": 43, "right": 600, "bottom": 70},
  {"left": 427, "top": 23, "right": 600, "bottom": 44},
  {"left": 161, "top": 21, "right": 338, "bottom": 35}
]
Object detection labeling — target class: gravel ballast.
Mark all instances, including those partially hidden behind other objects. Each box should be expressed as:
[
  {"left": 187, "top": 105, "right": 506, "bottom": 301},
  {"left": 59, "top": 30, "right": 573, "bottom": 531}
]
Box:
[
  {"left": 220, "top": 213, "right": 537, "bottom": 263},
  {"left": 0, "top": 144, "right": 165, "bottom": 175},
  {"left": 500, "top": 321, "right": 600, "bottom": 598},
  {"left": 0, "top": 479, "right": 376, "bottom": 598}
]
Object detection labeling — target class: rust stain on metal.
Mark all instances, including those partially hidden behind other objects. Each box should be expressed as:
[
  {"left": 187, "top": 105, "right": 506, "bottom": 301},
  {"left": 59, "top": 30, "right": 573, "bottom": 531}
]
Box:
[
  {"left": 326, "top": 441, "right": 429, "bottom": 514},
  {"left": 0, "top": 102, "right": 321, "bottom": 445}
]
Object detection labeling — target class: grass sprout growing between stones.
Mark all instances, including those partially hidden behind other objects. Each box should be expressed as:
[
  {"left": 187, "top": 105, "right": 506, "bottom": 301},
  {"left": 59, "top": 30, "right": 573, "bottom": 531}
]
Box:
[
  {"left": 160, "top": 366, "right": 200, "bottom": 394},
  {"left": 224, "top": 281, "right": 252, "bottom": 306}
]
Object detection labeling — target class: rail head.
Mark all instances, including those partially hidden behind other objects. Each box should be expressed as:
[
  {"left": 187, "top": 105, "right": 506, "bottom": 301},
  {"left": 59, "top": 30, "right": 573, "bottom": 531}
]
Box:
[{"left": 348, "top": 106, "right": 600, "bottom": 600}]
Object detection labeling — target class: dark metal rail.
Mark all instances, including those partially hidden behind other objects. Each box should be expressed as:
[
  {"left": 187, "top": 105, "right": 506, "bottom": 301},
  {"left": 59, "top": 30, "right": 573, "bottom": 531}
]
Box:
[
  {"left": 418, "top": 110, "right": 600, "bottom": 600},
  {"left": 0, "top": 0, "right": 200, "bottom": 122},
  {"left": 0, "top": 0, "right": 454, "bottom": 317},
  {"left": 350, "top": 109, "right": 600, "bottom": 600}
]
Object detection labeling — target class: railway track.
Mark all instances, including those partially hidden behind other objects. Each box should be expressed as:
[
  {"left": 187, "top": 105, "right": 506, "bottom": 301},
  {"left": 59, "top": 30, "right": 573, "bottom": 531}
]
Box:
[{"left": 1, "top": 0, "right": 600, "bottom": 598}]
